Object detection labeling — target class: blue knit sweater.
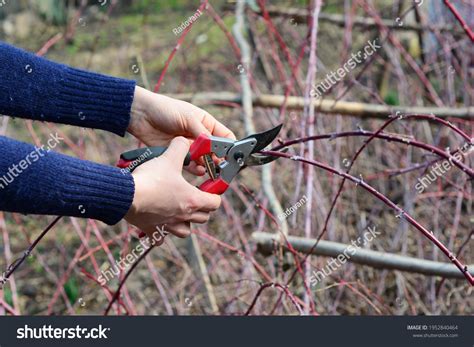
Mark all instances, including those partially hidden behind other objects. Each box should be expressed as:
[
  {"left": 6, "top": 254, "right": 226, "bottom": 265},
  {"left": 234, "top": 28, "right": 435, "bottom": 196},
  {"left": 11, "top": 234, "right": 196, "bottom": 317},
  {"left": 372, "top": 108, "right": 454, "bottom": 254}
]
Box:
[{"left": 0, "top": 42, "right": 136, "bottom": 225}]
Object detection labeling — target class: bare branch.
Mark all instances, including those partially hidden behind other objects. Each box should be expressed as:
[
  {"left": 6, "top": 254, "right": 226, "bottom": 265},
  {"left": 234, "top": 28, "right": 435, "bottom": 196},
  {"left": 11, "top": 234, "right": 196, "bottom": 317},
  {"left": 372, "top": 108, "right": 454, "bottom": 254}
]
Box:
[
  {"left": 166, "top": 93, "right": 474, "bottom": 119},
  {"left": 252, "top": 232, "right": 474, "bottom": 280}
]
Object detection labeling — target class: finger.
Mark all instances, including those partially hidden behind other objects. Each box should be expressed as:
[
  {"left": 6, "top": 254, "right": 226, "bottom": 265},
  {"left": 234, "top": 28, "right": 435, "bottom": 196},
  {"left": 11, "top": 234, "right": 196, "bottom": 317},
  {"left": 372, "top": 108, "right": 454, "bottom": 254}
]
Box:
[
  {"left": 187, "top": 212, "right": 210, "bottom": 224},
  {"left": 192, "top": 188, "right": 222, "bottom": 211},
  {"left": 211, "top": 119, "right": 237, "bottom": 140},
  {"left": 166, "top": 222, "right": 191, "bottom": 238},
  {"left": 188, "top": 111, "right": 236, "bottom": 140},
  {"left": 185, "top": 161, "right": 206, "bottom": 176},
  {"left": 162, "top": 136, "right": 190, "bottom": 169},
  {"left": 200, "top": 113, "right": 236, "bottom": 140},
  {"left": 187, "top": 115, "right": 211, "bottom": 138}
]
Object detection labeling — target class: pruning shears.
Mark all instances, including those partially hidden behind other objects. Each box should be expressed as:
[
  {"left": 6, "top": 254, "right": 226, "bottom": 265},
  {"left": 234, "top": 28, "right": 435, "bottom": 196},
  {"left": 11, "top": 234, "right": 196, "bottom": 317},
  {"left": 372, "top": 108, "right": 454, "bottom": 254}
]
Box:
[{"left": 117, "top": 124, "right": 283, "bottom": 195}]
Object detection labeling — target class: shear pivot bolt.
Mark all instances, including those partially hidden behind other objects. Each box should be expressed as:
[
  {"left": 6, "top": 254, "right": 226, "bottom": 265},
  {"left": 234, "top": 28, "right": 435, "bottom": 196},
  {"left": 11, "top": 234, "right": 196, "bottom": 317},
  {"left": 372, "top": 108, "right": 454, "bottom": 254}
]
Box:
[{"left": 234, "top": 152, "right": 245, "bottom": 167}]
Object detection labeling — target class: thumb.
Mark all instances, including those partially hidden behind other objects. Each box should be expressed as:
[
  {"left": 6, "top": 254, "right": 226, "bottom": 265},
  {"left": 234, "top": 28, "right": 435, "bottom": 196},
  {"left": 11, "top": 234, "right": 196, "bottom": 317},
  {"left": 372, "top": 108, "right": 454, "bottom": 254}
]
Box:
[
  {"left": 191, "top": 186, "right": 222, "bottom": 212},
  {"left": 162, "top": 136, "right": 190, "bottom": 168}
]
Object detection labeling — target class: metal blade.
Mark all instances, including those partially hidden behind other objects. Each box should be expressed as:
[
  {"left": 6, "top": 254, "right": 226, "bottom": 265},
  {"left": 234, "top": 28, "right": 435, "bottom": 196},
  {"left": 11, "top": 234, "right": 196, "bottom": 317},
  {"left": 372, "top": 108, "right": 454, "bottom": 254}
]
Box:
[
  {"left": 242, "top": 124, "right": 283, "bottom": 154},
  {"left": 244, "top": 148, "right": 288, "bottom": 167}
]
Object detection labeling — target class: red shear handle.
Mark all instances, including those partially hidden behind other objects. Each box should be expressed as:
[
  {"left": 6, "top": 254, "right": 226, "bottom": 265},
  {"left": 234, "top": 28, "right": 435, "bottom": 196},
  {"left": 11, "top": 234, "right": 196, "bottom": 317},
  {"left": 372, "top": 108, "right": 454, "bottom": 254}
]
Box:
[
  {"left": 199, "top": 177, "right": 229, "bottom": 195},
  {"left": 117, "top": 158, "right": 133, "bottom": 169},
  {"left": 189, "top": 134, "right": 211, "bottom": 161}
]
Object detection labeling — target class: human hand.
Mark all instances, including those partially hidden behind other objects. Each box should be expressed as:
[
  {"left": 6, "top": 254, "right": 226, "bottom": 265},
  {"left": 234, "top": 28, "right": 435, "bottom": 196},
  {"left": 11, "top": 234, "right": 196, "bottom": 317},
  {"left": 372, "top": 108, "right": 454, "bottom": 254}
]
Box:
[
  {"left": 128, "top": 86, "right": 236, "bottom": 175},
  {"left": 128, "top": 86, "right": 235, "bottom": 146},
  {"left": 124, "top": 137, "right": 221, "bottom": 239}
]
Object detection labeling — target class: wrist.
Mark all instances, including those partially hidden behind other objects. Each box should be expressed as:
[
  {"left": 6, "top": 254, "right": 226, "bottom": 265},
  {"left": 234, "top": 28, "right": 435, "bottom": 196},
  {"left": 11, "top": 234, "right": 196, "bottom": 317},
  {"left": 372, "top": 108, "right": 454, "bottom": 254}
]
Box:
[
  {"left": 125, "top": 172, "right": 141, "bottom": 221},
  {"left": 128, "top": 86, "right": 152, "bottom": 138}
]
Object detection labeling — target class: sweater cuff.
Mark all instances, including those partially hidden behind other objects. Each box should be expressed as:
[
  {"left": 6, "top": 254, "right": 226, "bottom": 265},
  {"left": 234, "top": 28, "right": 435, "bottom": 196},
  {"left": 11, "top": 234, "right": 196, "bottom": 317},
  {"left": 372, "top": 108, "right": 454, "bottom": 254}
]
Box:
[
  {"left": 54, "top": 67, "right": 136, "bottom": 136},
  {"left": 0, "top": 136, "right": 135, "bottom": 225},
  {"left": 59, "top": 156, "right": 135, "bottom": 225}
]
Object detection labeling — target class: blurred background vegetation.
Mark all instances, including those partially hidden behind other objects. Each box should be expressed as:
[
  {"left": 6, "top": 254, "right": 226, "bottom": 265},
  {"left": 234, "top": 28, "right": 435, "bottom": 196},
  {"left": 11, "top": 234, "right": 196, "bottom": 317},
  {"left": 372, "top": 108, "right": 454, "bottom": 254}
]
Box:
[{"left": 0, "top": 0, "right": 471, "bottom": 315}]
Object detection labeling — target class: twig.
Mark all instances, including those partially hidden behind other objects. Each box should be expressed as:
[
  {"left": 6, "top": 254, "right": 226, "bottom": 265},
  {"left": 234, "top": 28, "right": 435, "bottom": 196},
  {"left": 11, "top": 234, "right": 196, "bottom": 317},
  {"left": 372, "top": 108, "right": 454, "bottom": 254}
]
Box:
[
  {"left": 226, "top": 4, "right": 466, "bottom": 34},
  {"left": 104, "top": 246, "right": 154, "bottom": 315},
  {"left": 0, "top": 216, "right": 61, "bottom": 287},
  {"left": 362, "top": 1, "right": 444, "bottom": 107},
  {"left": 153, "top": 1, "right": 209, "bottom": 92},
  {"left": 35, "top": 33, "right": 63, "bottom": 56},
  {"left": 260, "top": 150, "right": 474, "bottom": 285},
  {"left": 302, "top": 0, "right": 322, "bottom": 315},
  {"left": 443, "top": 0, "right": 474, "bottom": 42},
  {"left": 188, "top": 234, "right": 219, "bottom": 314},
  {"left": 272, "top": 130, "right": 473, "bottom": 178},
  {"left": 244, "top": 282, "right": 304, "bottom": 315},
  {"left": 233, "top": 0, "right": 289, "bottom": 238}
]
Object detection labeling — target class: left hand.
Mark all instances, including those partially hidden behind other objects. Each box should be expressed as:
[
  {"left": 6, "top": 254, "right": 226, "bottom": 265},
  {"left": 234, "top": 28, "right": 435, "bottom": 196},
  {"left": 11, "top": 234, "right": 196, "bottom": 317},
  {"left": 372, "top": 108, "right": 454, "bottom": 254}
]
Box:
[
  {"left": 128, "top": 86, "right": 235, "bottom": 146},
  {"left": 127, "top": 86, "right": 236, "bottom": 176},
  {"left": 126, "top": 86, "right": 234, "bottom": 238}
]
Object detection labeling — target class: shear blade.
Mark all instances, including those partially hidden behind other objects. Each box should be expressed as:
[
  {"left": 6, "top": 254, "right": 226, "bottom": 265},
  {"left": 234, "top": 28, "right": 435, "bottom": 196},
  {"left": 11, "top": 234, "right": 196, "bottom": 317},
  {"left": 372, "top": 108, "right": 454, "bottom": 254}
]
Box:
[
  {"left": 244, "top": 148, "right": 288, "bottom": 167},
  {"left": 242, "top": 124, "right": 283, "bottom": 154}
]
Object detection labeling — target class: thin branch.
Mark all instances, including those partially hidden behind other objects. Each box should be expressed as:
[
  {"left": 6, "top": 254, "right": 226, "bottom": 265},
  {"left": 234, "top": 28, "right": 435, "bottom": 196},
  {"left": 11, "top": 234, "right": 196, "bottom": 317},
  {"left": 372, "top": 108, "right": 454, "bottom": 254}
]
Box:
[
  {"left": 443, "top": 0, "right": 474, "bottom": 42},
  {"left": 260, "top": 150, "right": 474, "bottom": 285},
  {"left": 104, "top": 245, "right": 154, "bottom": 315},
  {"left": 225, "top": 4, "right": 466, "bottom": 34},
  {"left": 153, "top": 1, "right": 209, "bottom": 92},
  {"left": 273, "top": 130, "right": 474, "bottom": 179},
  {"left": 244, "top": 282, "right": 304, "bottom": 315},
  {"left": 0, "top": 216, "right": 61, "bottom": 287}
]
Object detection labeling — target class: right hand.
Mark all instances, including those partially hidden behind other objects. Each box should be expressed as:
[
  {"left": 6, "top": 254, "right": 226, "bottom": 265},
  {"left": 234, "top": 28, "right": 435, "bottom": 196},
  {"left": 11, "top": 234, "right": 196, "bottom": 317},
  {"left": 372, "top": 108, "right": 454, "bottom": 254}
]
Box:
[{"left": 124, "top": 136, "right": 221, "bottom": 239}]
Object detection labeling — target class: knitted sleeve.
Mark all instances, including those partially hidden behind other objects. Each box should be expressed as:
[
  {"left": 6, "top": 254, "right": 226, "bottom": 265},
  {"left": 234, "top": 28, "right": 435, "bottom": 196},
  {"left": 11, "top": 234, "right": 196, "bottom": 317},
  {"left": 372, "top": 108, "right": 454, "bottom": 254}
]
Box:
[
  {"left": 0, "top": 41, "right": 137, "bottom": 224},
  {"left": 0, "top": 41, "right": 135, "bottom": 136},
  {"left": 0, "top": 135, "right": 134, "bottom": 225}
]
